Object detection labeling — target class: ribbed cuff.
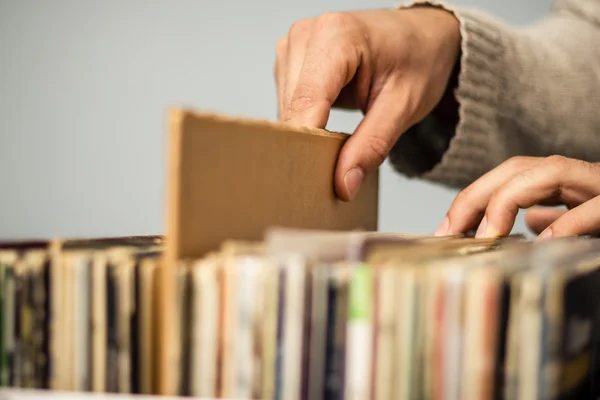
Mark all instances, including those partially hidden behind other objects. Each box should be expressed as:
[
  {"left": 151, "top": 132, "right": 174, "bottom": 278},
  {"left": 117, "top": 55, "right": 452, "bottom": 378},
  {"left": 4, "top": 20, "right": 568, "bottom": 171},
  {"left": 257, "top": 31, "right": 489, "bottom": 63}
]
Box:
[{"left": 389, "top": 1, "right": 509, "bottom": 189}]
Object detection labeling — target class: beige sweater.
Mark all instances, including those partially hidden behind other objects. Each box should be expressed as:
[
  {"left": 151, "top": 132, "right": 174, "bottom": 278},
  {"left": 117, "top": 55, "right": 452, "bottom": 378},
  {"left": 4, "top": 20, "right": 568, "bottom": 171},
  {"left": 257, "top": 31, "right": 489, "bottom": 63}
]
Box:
[{"left": 389, "top": 0, "right": 600, "bottom": 190}]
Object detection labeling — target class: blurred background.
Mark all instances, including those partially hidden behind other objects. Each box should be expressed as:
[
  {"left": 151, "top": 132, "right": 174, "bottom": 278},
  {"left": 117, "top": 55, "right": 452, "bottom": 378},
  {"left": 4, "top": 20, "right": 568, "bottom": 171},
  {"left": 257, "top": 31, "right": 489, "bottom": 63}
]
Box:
[{"left": 0, "top": 0, "right": 551, "bottom": 240}]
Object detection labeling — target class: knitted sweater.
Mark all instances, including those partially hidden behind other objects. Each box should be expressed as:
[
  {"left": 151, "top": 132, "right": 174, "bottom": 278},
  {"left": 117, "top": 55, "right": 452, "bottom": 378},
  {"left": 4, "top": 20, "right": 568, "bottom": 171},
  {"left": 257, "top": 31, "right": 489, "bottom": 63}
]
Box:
[{"left": 389, "top": 0, "right": 600, "bottom": 190}]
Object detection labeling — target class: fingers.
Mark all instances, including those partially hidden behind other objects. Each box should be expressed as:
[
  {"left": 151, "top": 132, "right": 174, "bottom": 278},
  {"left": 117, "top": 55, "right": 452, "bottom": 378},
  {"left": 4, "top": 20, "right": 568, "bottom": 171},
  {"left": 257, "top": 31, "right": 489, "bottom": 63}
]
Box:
[
  {"left": 274, "top": 12, "right": 381, "bottom": 201},
  {"left": 538, "top": 195, "right": 600, "bottom": 240},
  {"left": 274, "top": 9, "right": 463, "bottom": 202},
  {"left": 525, "top": 208, "right": 567, "bottom": 235},
  {"left": 437, "top": 156, "right": 600, "bottom": 238},
  {"left": 277, "top": 13, "right": 365, "bottom": 129},
  {"left": 435, "top": 156, "right": 542, "bottom": 235},
  {"left": 482, "top": 156, "right": 600, "bottom": 237}
]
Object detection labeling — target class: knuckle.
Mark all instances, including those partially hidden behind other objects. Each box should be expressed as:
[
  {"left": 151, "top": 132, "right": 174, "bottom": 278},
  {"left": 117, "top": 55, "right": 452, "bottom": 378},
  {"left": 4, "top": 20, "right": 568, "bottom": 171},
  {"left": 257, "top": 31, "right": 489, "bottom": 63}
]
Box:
[
  {"left": 288, "top": 18, "right": 311, "bottom": 40},
  {"left": 363, "top": 135, "right": 390, "bottom": 167},
  {"left": 502, "top": 156, "right": 533, "bottom": 171},
  {"left": 316, "top": 12, "right": 364, "bottom": 51},
  {"left": 488, "top": 186, "right": 518, "bottom": 215},
  {"left": 290, "top": 80, "right": 326, "bottom": 109},
  {"left": 449, "top": 188, "right": 475, "bottom": 217},
  {"left": 544, "top": 155, "right": 570, "bottom": 172},
  {"left": 289, "top": 91, "right": 320, "bottom": 114},
  {"left": 315, "top": 12, "right": 353, "bottom": 30},
  {"left": 454, "top": 187, "right": 471, "bottom": 205}
]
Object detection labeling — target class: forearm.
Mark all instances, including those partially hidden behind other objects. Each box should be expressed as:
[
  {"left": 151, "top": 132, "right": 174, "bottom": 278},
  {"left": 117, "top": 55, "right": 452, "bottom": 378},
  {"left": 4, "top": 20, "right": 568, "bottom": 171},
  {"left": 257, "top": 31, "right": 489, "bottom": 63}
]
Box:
[{"left": 389, "top": 0, "right": 600, "bottom": 189}]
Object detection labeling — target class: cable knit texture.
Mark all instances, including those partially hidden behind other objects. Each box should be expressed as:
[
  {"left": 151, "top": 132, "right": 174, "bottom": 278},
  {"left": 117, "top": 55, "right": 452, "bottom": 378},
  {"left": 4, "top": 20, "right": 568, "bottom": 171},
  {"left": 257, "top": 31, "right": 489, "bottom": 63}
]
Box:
[{"left": 389, "top": 0, "right": 600, "bottom": 190}]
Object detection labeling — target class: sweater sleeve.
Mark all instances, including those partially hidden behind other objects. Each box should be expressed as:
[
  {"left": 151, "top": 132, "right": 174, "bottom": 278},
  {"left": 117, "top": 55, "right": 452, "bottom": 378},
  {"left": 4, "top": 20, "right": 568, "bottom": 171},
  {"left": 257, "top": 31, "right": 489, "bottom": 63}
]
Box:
[{"left": 388, "top": 0, "right": 600, "bottom": 190}]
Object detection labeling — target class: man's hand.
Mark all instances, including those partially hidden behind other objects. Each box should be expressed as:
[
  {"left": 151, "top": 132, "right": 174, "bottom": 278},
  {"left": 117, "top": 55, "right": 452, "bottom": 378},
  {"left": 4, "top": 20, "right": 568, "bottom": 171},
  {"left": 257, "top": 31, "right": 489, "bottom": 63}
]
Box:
[
  {"left": 434, "top": 155, "right": 600, "bottom": 239},
  {"left": 275, "top": 7, "right": 461, "bottom": 201}
]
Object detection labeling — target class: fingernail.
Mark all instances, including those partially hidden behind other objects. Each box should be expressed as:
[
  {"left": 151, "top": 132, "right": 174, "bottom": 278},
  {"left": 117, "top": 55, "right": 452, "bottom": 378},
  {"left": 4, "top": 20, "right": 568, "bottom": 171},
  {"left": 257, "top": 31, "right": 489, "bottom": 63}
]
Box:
[
  {"left": 434, "top": 216, "right": 450, "bottom": 236},
  {"left": 475, "top": 216, "right": 487, "bottom": 238},
  {"left": 485, "top": 226, "right": 501, "bottom": 238},
  {"left": 344, "top": 167, "right": 364, "bottom": 201},
  {"left": 537, "top": 228, "right": 553, "bottom": 241}
]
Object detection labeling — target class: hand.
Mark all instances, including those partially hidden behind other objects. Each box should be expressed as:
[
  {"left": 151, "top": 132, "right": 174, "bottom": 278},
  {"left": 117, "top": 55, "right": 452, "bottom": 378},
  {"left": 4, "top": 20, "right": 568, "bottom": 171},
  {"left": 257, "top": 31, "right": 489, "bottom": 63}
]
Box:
[
  {"left": 274, "top": 7, "right": 461, "bottom": 201},
  {"left": 434, "top": 155, "right": 600, "bottom": 240}
]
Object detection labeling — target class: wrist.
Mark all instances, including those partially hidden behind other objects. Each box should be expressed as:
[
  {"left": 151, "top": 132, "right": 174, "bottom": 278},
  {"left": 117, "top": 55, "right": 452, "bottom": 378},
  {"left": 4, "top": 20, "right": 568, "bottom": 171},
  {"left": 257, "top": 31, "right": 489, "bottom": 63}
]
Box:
[
  {"left": 397, "top": 3, "right": 462, "bottom": 122},
  {"left": 397, "top": 3, "right": 462, "bottom": 66}
]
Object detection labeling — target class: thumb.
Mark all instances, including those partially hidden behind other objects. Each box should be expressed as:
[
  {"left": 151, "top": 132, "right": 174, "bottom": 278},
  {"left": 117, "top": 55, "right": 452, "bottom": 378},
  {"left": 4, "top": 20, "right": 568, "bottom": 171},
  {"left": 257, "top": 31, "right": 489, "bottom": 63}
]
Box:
[
  {"left": 537, "top": 196, "right": 600, "bottom": 239},
  {"left": 335, "top": 86, "right": 411, "bottom": 201},
  {"left": 525, "top": 207, "right": 567, "bottom": 234}
]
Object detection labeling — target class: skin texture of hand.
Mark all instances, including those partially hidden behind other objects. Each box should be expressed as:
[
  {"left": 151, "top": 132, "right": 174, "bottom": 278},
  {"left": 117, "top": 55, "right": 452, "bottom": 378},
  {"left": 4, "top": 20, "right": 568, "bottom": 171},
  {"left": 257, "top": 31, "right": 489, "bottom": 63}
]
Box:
[
  {"left": 434, "top": 156, "right": 600, "bottom": 240},
  {"left": 274, "top": 7, "right": 461, "bottom": 201}
]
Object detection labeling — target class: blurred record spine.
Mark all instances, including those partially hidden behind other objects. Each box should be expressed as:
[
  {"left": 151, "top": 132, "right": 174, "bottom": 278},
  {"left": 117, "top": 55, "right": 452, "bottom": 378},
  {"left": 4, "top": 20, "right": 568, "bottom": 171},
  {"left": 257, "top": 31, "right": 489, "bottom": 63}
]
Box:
[{"left": 4, "top": 231, "right": 600, "bottom": 400}]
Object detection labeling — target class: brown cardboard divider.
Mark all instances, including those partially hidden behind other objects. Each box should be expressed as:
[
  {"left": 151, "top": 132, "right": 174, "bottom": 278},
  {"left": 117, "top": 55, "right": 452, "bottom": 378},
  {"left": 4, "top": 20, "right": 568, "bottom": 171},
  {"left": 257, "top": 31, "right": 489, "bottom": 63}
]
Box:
[{"left": 157, "top": 108, "right": 379, "bottom": 394}]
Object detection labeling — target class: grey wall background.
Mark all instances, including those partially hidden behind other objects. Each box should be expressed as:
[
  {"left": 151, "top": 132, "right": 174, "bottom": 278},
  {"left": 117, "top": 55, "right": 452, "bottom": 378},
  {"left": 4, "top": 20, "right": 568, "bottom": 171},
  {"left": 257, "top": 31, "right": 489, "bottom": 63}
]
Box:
[{"left": 0, "top": 0, "right": 552, "bottom": 240}]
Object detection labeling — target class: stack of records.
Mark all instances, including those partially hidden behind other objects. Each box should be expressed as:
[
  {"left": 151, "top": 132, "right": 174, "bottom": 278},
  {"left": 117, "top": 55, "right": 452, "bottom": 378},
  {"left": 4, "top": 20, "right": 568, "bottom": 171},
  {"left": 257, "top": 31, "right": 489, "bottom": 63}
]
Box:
[{"left": 1, "top": 229, "right": 600, "bottom": 399}]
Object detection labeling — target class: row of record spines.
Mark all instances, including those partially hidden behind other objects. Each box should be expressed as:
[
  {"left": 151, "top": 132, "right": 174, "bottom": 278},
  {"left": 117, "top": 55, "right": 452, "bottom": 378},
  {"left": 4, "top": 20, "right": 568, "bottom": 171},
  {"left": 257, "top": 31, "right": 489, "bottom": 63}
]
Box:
[
  {"left": 0, "top": 249, "right": 162, "bottom": 394},
  {"left": 0, "top": 256, "right": 49, "bottom": 389},
  {"left": 168, "top": 255, "right": 376, "bottom": 400},
  {"left": 0, "top": 249, "right": 504, "bottom": 399},
  {"left": 0, "top": 249, "right": 360, "bottom": 399},
  {"left": 3, "top": 243, "right": 553, "bottom": 400}
]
